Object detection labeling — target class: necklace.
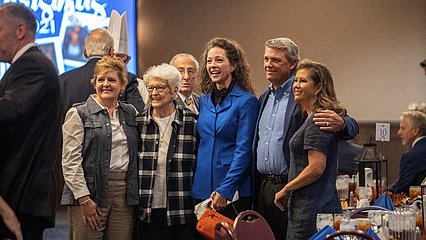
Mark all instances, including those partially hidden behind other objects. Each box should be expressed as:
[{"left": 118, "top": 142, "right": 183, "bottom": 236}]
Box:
[{"left": 159, "top": 114, "right": 173, "bottom": 144}]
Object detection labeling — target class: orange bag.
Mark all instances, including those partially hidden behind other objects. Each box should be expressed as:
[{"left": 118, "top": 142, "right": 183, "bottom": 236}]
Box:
[{"left": 196, "top": 208, "right": 234, "bottom": 240}]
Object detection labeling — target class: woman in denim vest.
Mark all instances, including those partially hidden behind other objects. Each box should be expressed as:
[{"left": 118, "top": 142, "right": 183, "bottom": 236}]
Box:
[{"left": 61, "top": 56, "right": 139, "bottom": 239}]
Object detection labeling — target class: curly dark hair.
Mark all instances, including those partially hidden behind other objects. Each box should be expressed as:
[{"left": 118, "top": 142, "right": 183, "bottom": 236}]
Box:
[{"left": 198, "top": 37, "right": 255, "bottom": 94}]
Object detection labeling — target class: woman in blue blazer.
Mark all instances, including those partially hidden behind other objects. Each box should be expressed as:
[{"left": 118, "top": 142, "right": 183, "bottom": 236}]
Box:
[{"left": 191, "top": 37, "right": 259, "bottom": 218}]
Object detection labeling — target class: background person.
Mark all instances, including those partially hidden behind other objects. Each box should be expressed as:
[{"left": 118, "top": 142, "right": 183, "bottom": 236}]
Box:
[
  {"left": 191, "top": 37, "right": 259, "bottom": 219},
  {"left": 170, "top": 53, "right": 200, "bottom": 114},
  {"left": 274, "top": 59, "right": 347, "bottom": 239},
  {"left": 60, "top": 27, "right": 147, "bottom": 114},
  {"left": 388, "top": 102, "right": 426, "bottom": 195},
  {"left": 0, "top": 3, "right": 62, "bottom": 239},
  {"left": 61, "top": 56, "right": 139, "bottom": 239},
  {"left": 136, "top": 63, "right": 198, "bottom": 240}
]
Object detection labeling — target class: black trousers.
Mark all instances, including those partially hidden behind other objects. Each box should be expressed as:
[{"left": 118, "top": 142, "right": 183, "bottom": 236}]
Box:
[
  {"left": 137, "top": 209, "right": 196, "bottom": 240},
  {"left": 256, "top": 177, "right": 288, "bottom": 240}
]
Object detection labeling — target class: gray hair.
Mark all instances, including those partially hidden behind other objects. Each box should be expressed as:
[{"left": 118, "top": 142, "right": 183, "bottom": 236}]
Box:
[
  {"left": 170, "top": 53, "right": 199, "bottom": 71},
  {"left": 265, "top": 38, "right": 300, "bottom": 72},
  {"left": 402, "top": 103, "right": 426, "bottom": 136},
  {"left": 407, "top": 102, "right": 426, "bottom": 114},
  {"left": 84, "top": 28, "right": 114, "bottom": 57},
  {"left": 0, "top": 3, "right": 37, "bottom": 37},
  {"left": 143, "top": 63, "right": 182, "bottom": 90}
]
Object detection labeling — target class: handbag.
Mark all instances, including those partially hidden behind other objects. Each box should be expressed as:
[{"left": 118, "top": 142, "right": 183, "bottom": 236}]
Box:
[{"left": 196, "top": 208, "right": 234, "bottom": 240}]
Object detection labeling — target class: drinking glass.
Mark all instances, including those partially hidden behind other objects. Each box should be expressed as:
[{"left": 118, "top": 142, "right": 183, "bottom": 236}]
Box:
[
  {"left": 409, "top": 186, "right": 421, "bottom": 201},
  {"left": 333, "top": 213, "right": 348, "bottom": 230},
  {"left": 340, "top": 217, "right": 357, "bottom": 231},
  {"left": 316, "top": 213, "right": 333, "bottom": 231},
  {"left": 356, "top": 186, "right": 372, "bottom": 208},
  {"left": 357, "top": 219, "right": 372, "bottom": 232},
  {"left": 367, "top": 210, "right": 383, "bottom": 233},
  {"left": 382, "top": 207, "right": 417, "bottom": 240},
  {"left": 336, "top": 175, "right": 349, "bottom": 207}
]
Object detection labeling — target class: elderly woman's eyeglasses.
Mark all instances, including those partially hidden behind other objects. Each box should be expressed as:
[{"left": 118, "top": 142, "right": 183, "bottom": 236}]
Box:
[{"left": 146, "top": 84, "right": 170, "bottom": 93}]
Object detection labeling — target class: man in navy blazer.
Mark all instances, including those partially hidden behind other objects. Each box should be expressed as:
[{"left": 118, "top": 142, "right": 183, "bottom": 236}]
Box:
[
  {"left": 0, "top": 3, "right": 62, "bottom": 239},
  {"left": 389, "top": 103, "right": 426, "bottom": 195},
  {"left": 252, "top": 38, "right": 359, "bottom": 240}
]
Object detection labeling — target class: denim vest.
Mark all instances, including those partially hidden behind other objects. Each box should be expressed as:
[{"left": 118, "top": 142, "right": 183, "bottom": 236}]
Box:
[{"left": 61, "top": 96, "right": 139, "bottom": 207}]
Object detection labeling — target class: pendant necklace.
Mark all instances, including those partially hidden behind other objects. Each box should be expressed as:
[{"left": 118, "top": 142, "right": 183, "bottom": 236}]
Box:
[{"left": 159, "top": 114, "right": 173, "bottom": 144}]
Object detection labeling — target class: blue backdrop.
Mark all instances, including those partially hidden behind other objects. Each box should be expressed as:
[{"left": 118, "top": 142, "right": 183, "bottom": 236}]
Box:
[{"left": 0, "top": 0, "right": 137, "bottom": 78}]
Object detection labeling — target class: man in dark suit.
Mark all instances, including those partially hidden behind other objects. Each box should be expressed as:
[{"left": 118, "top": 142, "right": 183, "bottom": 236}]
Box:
[
  {"left": 0, "top": 3, "right": 63, "bottom": 239},
  {"left": 170, "top": 53, "right": 200, "bottom": 114},
  {"left": 389, "top": 103, "right": 426, "bottom": 194},
  {"left": 60, "top": 28, "right": 146, "bottom": 114},
  {"left": 252, "top": 37, "right": 359, "bottom": 239}
]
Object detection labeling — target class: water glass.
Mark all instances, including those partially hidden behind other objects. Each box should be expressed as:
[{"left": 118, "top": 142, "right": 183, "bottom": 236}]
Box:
[
  {"left": 333, "top": 213, "right": 349, "bottom": 230},
  {"left": 340, "top": 217, "right": 357, "bottom": 231},
  {"left": 382, "top": 207, "right": 417, "bottom": 240},
  {"left": 336, "top": 175, "right": 349, "bottom": 202},
  {"left": 409, "top": 186, "right": 421, "bottom": 201},
  {"left": 357, "top": 219, "right": 372, "bottom": 232},
  {"left": 367, "top": 210, "right": 383, "bottom": 232},
  {"left": 316, "top": 213, "right": 333, "bottom": 231}
]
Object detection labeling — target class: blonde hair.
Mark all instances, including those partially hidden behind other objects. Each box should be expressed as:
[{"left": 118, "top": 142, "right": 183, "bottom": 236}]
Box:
[{"left": 91, "top": 56, "right": 128, "bottom": 88}]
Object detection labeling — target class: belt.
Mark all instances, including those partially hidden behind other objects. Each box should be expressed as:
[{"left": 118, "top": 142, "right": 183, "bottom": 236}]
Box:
[{"left": 263, "top": 174, "right": 288, "bottom": 184}]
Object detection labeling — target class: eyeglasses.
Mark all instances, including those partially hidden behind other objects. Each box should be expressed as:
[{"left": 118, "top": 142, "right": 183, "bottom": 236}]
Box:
[{"left": 146, "top": 84, "right": 170, "bottom": 93}]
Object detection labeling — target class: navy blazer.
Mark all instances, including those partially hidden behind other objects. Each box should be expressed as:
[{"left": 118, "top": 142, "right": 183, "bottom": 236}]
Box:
[
  {"left": 192, "top": 83, "right": 259, "bottom": 200},
  {"left": 389, "top": 138, "right": 426, "bottom": 194},
  {"left": 0, "top": 46, "right": 62, "bottom": 228}
]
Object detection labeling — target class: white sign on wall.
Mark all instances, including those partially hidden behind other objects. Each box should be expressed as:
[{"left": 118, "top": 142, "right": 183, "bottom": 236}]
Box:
[{"left": 375, "top": 123, "right": 391, "bottom": 142}]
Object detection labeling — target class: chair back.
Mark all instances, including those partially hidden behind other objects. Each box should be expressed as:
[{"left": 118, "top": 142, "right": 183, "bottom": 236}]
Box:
[
  {"left": 325, "top": 229, "right": 375, "bottom": 240},
  {"left": 214, "top": 221, "right": 237, "bottom": 240},
  {"left": 233, "top": 210, "right": 275, "bottom": 240}
]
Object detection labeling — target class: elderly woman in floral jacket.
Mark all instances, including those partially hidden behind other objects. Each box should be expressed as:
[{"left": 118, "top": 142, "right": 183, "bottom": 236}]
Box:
[{"left": 136, "top": 63, "right": 198, "bottom": 240}]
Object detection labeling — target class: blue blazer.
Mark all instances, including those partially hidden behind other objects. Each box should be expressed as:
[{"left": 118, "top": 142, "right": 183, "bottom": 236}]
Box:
[
  {"left": 191, "top": 83, "right": 260, "bottom": 200},
  {"left": 389, "top": 137, "right": 426, "bottom": 194}
]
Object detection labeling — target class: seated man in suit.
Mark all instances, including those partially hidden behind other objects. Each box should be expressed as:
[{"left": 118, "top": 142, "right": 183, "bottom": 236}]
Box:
[
  {"left": 170, "top": 53, "right": 200, "bottom": 114},
  {"left": 337, "top": 140, "right": 362, "bottom": 176},
  {"left": 389, "top": 103, "right": 426, "bottom": 195}
]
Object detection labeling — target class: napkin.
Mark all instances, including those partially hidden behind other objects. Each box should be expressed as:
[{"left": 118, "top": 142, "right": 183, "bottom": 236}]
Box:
[
  {"left": 364, "top": 228, "right": 380, "bottom": 240},
  {"left": 373, "top": 193, "right": 395, "bottom": 211},
  {"left": 309, "top": 225, "right": 335, "bottom": 240}
]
